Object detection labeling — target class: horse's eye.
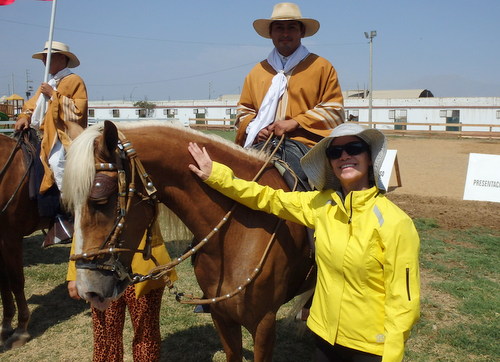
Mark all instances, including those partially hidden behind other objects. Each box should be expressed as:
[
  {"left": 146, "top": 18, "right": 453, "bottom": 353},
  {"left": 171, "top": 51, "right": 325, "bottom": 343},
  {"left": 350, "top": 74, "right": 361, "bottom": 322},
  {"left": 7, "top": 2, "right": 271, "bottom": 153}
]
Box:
[{"left": 89, "top": 174, "right": 117, "bottom": 204}]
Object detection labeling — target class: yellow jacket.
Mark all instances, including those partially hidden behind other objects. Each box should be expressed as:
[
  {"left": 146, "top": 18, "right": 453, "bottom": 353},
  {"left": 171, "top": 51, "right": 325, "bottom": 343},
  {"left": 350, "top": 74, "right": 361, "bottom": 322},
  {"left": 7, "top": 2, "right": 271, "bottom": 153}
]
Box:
[
  {"left": 206, "top": 162, "right": 420, "bottom": 361},
  {"left": 67, "top": 221, "right": 177, "bottom": 299}
]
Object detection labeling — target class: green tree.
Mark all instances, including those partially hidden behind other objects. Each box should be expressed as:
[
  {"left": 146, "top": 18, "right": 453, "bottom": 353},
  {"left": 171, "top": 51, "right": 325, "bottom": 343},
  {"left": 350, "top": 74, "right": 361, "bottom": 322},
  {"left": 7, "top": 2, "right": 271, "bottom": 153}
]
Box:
[{"left": 133, "top": 100, "right": 156, "bottom": 117}]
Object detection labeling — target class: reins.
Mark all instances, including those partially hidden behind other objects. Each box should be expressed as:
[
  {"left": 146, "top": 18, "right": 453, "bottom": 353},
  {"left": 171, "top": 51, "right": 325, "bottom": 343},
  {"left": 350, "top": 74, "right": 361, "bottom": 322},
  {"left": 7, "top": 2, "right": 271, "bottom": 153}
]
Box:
[
  {"left": 70, "top": 131, "right": 299, "bottom": 306},
  {"left": 143, "top": 134, "right": 299, "bottom": 305},
  {"left": 0, "top": 131, "right": 35, "bottom": 215}
]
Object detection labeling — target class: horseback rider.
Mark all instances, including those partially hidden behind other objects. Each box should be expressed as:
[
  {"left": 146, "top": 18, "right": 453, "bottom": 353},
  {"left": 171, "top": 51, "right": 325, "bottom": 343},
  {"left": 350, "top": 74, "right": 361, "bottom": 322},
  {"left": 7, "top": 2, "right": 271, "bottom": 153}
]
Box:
[
  {"left": 235, "top": 2, "right": 345, "bottom": 186},
  {"left": 14, "top": 40, "right": 88, "bottom": 246}
]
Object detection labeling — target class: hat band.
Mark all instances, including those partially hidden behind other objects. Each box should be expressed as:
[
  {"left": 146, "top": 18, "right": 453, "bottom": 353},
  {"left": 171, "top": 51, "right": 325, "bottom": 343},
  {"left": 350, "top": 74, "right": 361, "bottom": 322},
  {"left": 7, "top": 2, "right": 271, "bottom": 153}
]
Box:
[{"left": 43, "top": 47, "right": 65, "bottom": 52}]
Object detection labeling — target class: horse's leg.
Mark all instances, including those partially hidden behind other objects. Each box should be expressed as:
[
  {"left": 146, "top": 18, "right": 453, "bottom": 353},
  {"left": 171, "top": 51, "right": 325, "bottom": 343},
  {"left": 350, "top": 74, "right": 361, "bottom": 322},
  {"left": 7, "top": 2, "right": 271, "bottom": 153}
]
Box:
[
  {"left": 0, "top": 244, "right": 16, "bottom": 343},
  {"left": 211, "top": 314, "right": 243, "bottom": 362},
  {"left": 249, "top": 312, "right": 277, "bottom": 362},
  {"left": 1, "top": 233, "right": 30, "bottom": 349}
]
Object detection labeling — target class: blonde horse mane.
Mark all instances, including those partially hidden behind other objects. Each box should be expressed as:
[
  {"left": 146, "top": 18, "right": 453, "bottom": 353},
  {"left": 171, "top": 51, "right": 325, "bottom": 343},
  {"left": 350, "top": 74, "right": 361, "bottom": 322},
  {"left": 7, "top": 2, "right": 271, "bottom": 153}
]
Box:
[
  {"left": 62, "top": 124, "right": 103, "bottom": 211},
  {"left": 62, "top": 120, "right": 267, "bottom": 239}
]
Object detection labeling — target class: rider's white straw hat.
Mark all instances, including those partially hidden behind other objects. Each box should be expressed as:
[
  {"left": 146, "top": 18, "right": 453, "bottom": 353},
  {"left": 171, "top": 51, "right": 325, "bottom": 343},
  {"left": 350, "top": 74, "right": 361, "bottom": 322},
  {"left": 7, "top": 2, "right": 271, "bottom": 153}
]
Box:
[
  {"left": 32, "top": 41, "right": 80, "bottom": 68},
  {"left": 253, "top": 2, "right": 320, "bottom": 39},
  {"left": 300, "top": 123, "right": 387, "bottom": 192}
]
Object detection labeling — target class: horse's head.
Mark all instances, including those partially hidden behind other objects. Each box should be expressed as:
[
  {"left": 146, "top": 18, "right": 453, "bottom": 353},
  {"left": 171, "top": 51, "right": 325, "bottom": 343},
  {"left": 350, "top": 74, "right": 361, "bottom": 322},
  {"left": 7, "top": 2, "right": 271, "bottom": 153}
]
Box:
[{"left": 63, "top": 121, "right": 157, "bottom": 310}]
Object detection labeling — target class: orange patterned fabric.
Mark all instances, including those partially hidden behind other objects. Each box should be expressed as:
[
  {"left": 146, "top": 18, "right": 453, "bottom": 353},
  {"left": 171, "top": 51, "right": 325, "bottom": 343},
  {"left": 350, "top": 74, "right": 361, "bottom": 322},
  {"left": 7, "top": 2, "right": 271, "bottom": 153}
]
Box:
[
  {"left": 236, "top": 54, "right": 344, "bottom": 148},
  {"left": 91, "top": 285, "right": 164, "bottom": 362}
]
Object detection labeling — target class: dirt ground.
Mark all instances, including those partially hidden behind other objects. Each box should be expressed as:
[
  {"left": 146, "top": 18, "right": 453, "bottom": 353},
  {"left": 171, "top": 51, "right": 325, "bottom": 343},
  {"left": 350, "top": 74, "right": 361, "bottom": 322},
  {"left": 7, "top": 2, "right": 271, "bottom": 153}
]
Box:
[{"left": 382, "top": 136, "right": 500, "bottom": 230}]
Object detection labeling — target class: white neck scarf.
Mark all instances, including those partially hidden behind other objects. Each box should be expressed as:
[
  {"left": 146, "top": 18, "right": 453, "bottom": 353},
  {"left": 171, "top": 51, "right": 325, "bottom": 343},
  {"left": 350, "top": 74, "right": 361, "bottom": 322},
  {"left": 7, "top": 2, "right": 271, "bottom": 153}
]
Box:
[
  {"left": 244, "top": 45, "right": 310, "bottom": 148},
  {"left": 31, "top": 67, "right": 73, "bottom": 129}
]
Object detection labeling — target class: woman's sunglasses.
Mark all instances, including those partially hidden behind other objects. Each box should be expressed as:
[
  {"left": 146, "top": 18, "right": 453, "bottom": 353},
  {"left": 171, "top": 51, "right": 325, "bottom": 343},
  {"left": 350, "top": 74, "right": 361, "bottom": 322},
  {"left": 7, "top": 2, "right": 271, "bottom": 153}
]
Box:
[{"left": 325, "top": 141, "right": 370, "bottom": 160}]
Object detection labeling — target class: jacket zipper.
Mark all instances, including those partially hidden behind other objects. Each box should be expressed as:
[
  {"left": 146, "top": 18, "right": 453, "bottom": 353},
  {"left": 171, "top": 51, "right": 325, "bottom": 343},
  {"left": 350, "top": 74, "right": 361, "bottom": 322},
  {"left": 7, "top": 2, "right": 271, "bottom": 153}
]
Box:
[
  {"left": 406, "top": 267, "right": 411, "bottom": 301},
  {"left": 348, "top": 193, "right": 353, "bottom": 224}
]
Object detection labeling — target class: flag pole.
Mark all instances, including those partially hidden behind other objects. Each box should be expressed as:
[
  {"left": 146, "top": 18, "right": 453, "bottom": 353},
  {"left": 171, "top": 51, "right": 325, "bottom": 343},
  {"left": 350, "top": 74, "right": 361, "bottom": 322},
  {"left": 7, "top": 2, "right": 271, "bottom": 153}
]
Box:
[{"left": 43, "top": 0, "right": 58, "bottom": 83}]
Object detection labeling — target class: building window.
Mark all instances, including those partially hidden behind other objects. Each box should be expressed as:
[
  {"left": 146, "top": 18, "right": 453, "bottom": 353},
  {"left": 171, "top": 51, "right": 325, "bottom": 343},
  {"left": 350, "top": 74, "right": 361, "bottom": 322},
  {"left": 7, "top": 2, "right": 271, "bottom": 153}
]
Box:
[
  {"left": 439, "top": 110, "right": 453, "bottom": 118},
  {"left": 163, "top": 108, "right": 178, "bottom": 118},
  {"left": 88, "top": 109, "right": 95, "bottom": 117},
  {"left": 496, "top": 110, "right": 500, "bottom": 119},
  {"left": 226, "top": 108, "right": 237, "bottom": 118},
  {"left": 347, "top": 109, "right": 359, "bottom": 122},
  {"left": 193, "top": 108, "right": 206, "bottom": 117},
  {"left": 137, "top": 109, "right": 147, "bottom": 118},
  {"left": 392, "top": 109, "right": 407, "bottom": 130},
  {"left": 112, "top": 109, "right": 120, "bottom": 118}
]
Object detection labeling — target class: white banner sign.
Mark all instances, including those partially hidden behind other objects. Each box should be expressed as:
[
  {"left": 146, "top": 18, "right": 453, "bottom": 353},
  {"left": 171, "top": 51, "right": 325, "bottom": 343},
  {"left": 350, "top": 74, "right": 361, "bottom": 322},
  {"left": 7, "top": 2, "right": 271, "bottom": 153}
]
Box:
[
  {"left": 463, "top": 153, "right": 500, "bottom": 203},
  {"left": 379, "top": 149, "right": 397, "bottom": 190}
]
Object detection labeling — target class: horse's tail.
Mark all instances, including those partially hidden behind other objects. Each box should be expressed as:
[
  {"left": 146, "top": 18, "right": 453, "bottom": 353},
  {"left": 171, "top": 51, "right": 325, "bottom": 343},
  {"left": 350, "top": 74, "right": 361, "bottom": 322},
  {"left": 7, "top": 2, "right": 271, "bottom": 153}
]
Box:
[
  {"left": 283, "top": 287, "right": 315, "bottom": 336},
  {"left": 287, "top": 288, "right": 314, "bottom": 320}
]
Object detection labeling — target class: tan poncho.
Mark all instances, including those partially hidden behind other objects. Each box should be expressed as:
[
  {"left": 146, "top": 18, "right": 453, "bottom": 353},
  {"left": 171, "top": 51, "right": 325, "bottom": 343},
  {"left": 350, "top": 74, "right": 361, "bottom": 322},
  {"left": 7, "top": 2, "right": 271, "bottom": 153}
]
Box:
[
  {"left": 236, "top": 53, "right": 345, "bottom": 148},
  {"left": 20, "top": 73, "right": 88, "bottom": 193}
]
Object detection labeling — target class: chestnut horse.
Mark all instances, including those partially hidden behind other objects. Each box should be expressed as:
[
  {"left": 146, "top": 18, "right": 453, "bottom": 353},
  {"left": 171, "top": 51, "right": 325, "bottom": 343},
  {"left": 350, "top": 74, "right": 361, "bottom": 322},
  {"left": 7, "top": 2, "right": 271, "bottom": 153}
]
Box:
[
  {"left": 63, "top": 120, "right": 314, "bottom": 361},
  {"left": 0, "top": 132, "right": 42, "bottom": 349}
]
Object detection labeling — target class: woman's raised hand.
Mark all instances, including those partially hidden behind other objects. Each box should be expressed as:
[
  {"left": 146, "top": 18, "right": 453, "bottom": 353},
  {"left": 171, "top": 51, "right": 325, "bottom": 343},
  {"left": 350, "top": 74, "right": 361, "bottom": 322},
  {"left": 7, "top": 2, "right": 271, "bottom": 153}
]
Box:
[{"left": 188, "top": 142, "right": 213, "bottom": 181}]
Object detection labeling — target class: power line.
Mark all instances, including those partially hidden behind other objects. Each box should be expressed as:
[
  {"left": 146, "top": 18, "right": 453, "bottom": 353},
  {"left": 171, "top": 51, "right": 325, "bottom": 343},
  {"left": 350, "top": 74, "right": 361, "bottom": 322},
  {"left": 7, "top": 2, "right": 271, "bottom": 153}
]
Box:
[
  {"left": 0, "top": 18, "right": 363, "bottom": 47},
  {"left": 89, "top": 62, "right": 257, "bottom": 87}
]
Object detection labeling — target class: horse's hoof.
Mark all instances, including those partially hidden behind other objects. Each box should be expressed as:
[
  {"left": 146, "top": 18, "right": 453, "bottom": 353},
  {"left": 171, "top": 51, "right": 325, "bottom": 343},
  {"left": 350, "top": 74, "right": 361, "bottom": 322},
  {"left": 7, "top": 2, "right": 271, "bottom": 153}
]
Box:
[
  {"left": 4, "top": 331, "right": 30, "bottom": 349},
  {"left": 0, "top": 326, "right": 15, "bottom": 344}
]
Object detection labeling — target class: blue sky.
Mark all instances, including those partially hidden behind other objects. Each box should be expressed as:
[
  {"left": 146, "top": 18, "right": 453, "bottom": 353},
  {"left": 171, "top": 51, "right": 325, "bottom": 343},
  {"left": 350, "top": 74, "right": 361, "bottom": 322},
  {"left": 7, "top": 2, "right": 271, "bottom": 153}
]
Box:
[{"left": 1, "top": 0, "right": 499, "bottom": 101}]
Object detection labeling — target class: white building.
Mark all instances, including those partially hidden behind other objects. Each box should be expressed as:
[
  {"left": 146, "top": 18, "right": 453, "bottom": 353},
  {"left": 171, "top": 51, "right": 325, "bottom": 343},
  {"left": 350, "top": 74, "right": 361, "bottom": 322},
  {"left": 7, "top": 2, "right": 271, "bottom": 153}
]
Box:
[{"left": 87, "top": 90, "right": 500, "bottom": 135}]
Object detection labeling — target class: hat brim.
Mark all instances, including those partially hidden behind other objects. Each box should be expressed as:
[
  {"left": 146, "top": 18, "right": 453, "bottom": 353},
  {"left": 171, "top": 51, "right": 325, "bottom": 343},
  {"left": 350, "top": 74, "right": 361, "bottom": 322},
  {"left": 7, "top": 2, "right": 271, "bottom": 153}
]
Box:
[
  {"left": 253, "top": 18, "right": 320, "bottom": 39},
  {"left": 300, "top": 123, "right": 387, "bottom": 192},
  {"left": 32, "top": 51, "right": 80, "bottom": 68}
]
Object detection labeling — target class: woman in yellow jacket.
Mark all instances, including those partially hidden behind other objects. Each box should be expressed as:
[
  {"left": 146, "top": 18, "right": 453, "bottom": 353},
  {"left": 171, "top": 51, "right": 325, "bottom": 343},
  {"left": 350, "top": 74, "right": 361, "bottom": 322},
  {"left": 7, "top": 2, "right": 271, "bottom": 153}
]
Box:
[
  {"left": 67, "top": 221, "right": 177, "bottom": 362},
  {"left": 188, "top": 123, "right": 420, "bottom": 362}
]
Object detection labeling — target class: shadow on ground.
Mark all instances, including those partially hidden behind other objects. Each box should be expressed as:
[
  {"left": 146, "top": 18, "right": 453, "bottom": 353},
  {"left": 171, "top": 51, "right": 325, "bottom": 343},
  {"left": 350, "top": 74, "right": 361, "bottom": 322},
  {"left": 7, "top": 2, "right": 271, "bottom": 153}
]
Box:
[
  {"left": 26, "top": 284, "right": 90, "bottom": 341},
  {"left": 23, "top": 232, "right": 72, "bottom": 267},
  {"left": 159, "top": 317, "right": 314, "bottom": 361}
]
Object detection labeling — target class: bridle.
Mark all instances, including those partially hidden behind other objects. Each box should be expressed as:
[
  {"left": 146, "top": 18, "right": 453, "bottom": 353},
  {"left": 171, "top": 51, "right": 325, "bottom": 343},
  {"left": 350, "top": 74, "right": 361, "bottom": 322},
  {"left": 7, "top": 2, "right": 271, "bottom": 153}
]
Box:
[
  {"left": 70, "top": 130, "right": 305, "bottom": 304},
  {"left": 70, "top": 132, "right": 160, "bottom": 284},
  {"left": 0, "top": 130, "right": 36, "bottom": 215}
]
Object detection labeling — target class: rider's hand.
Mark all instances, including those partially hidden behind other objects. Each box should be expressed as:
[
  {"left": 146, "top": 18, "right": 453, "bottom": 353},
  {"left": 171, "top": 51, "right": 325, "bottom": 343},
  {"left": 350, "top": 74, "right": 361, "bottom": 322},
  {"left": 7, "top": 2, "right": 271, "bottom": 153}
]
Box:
[
  {"left": 67, "top": 280, "right": 81, "bottom": 300},
  {"left": 256, "top": 127, "right": 272, "bottom": 144},
  {"left": 14, "top": 117, "right": 30, "bottom": 131},
  {"left": 268, "top": 119, "right": 299, "bottom": 137},
  {"left": 188, "top": 142, "right": 213, "bottom": 181},
  {"left": 40, "top": 82, "right": 54, "bottom": 98}
]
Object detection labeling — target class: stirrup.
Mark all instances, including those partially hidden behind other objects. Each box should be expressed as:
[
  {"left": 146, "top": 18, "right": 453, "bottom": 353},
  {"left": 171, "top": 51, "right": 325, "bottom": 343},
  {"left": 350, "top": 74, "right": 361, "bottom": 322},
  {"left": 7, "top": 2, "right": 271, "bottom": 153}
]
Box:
[{"left": 42, "top": 215, "right": 74, "bottom": 248}]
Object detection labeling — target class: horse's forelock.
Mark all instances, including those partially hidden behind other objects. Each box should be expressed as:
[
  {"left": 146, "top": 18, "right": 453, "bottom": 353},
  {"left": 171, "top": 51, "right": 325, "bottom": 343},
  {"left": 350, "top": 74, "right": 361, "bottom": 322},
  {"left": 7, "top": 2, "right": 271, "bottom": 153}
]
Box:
[{"left": 62, "top": 125, "right": 103, "bottom": 211}]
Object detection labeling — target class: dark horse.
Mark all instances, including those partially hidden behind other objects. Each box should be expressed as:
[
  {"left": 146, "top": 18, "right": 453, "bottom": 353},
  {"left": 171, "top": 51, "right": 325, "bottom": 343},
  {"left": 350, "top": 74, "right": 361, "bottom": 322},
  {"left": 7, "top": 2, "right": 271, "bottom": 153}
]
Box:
[
  {"left": 63, "top": 120, "right": 314, "bottom": 361},
  {"left": 0, "top": 132, "right": 42, "bottom": 349},
  {"left": 0, "top": 124, "right": 83, "bottom": 349}
]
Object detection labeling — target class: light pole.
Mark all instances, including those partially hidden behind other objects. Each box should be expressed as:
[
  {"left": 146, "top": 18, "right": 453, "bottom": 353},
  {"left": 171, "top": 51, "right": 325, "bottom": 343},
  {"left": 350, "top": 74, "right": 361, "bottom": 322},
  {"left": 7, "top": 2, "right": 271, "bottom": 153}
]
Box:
[{"left": 364, "top": 30, "right": 377, "bottom": 127}]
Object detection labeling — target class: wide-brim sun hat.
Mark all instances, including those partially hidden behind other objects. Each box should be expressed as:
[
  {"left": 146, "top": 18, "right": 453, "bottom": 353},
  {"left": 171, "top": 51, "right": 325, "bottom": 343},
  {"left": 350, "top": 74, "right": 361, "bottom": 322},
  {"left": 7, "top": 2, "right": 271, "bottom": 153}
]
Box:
[
  {"left": 253, "top": 2, "right": 320, "bottom": 39},
  {"left": 300, "top": 123, "right": 387, "bottom": 192},
  {"left": 32, "top": 41, "right": 80, "bottom": 68}
]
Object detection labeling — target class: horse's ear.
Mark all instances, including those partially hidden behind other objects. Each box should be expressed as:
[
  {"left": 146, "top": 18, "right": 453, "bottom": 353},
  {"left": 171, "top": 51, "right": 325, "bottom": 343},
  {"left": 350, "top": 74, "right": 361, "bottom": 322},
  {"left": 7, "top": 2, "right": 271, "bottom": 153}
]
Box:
[{"left": 102, "top": 120, "right": 119, "bottom": 157}]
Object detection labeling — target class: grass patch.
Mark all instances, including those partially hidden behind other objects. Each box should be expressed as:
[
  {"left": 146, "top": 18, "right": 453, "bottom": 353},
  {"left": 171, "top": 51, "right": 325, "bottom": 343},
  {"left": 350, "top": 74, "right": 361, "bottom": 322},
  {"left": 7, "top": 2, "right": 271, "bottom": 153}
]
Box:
[
  {"left": 1, "top": 210, "right": 499, "bottom": 360},
  {"left": 406, "top": 219, "right": 500, "bottom": 361}
]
